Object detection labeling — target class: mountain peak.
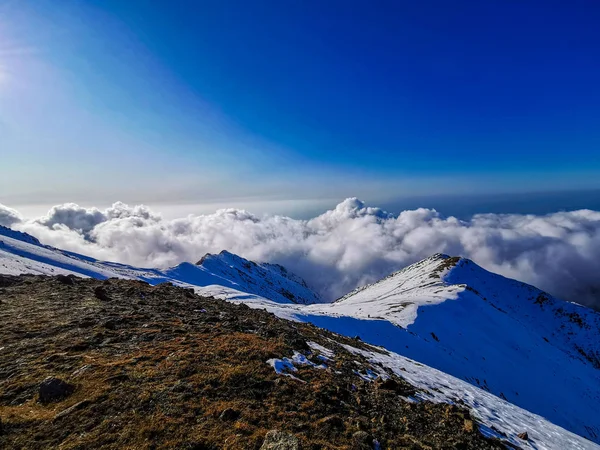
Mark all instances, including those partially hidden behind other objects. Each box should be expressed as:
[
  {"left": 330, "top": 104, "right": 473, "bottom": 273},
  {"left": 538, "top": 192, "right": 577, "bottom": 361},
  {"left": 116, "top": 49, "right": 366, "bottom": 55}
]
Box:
[
  {"left": 194, "top": 250, "right": 321, "bottom": 305},
  {"left": 309, "top": 252, "right": 600, "bottom": 442}
]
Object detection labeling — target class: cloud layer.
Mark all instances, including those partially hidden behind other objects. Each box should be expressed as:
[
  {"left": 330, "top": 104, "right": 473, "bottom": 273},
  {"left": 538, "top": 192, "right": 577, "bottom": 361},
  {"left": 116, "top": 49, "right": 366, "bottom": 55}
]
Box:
[
  {"left": 0, "top": 204, "right": 23, "bottom": 227},
  {"left": 3, "top": 199, "right": 600, "bottom": 309}
]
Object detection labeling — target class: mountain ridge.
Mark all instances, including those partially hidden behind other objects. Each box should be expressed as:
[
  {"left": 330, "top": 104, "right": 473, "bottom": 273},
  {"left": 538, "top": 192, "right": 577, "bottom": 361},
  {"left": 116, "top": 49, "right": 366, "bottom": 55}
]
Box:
[
  {"left": 2, "top": 225, "right": 600, "bottom": 447},
  {"left": 0, "top": 225, "right": 319, "bottom": 305}
]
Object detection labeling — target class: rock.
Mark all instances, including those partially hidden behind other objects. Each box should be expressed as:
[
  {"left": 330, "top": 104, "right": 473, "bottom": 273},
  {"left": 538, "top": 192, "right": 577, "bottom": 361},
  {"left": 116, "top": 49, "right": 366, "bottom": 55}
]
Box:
[
  {"left": 102, "top": 319, "right": 117, "bottom": 330},
  {"left": 219, "top": 407, "right": 240, "bottom": 421},
  {"left": 53, "top": 400, "right": 91, "bottom": 421},
  {"left": 0, "top": 416, "right": 3, "bottom": 435},
  {"left": 260, "top": 430, "right": 299, "bottom": 450},
  {"left": 78, "top": 319, "right": 96, "bottom": 328},
  {"left": 518, "top": 431, "right": 529, "bottom": 440},
  {"left": 286, "top": 336, "right": 310, "bottom": 351},
  {"left": 318, "top": 415, "right": 344, "bottom": 429},
  {"left": 94, "top": 286, "right": 111, "bottom": 301},
  {"left": 56, "top": 274, "right": 75, "bottom": 285},
  {"left": 352, "top": 431, "right": 373, "bottom": 450},
  {"left": 0, "top": 275, "right": 20, "bottom": 288},
  {"left": 463, "top": 419, "right": 474, "bottom": 433},
  {"left": 377, "top": 378, "right": 399, "bottom": 391},
  {"left": 38, "top": 377, "right": 75, "bottom": 404}
]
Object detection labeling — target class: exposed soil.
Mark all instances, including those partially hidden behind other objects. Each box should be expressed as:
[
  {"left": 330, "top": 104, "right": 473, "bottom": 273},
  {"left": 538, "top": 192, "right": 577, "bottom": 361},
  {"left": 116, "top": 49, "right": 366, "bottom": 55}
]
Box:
[{"left": 0, "top": 275, "right": 507, "bottom": 449}]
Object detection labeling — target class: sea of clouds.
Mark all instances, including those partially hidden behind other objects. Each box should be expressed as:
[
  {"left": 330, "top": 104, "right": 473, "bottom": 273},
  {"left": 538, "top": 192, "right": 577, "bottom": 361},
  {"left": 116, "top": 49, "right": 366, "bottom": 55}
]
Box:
[{"left": 2, "top": 198, "right": 600, "bottom": 309}]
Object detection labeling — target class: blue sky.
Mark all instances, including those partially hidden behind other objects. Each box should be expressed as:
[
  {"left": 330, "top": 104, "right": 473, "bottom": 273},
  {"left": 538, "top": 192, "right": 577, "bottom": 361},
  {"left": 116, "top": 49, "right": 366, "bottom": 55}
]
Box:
[{"left": 1, "top": 0, "right": 599, "bottom": 217}]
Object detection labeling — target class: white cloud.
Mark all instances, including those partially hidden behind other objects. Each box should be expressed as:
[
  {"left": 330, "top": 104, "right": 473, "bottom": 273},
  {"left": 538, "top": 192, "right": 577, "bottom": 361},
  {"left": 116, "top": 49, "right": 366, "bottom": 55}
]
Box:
[
  {"left": 7, "top": 198, "right": 600, "bottom": 309},
  {"left": 0, "top": 203, "right": 23, "bottom": 227}
]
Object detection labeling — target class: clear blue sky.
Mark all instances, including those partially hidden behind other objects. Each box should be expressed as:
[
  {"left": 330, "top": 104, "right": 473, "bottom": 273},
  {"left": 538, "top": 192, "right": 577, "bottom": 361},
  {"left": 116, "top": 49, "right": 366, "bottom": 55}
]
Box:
[{"left": 1, "top": 0, "right": 599, "bottom": 217}]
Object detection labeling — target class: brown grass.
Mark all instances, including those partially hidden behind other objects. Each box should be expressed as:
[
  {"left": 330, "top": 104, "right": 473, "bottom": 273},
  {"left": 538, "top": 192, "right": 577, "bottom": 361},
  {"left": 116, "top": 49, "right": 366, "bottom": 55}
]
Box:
[{"left": 0, "top": 275, "right": 506, "bottom": 450}]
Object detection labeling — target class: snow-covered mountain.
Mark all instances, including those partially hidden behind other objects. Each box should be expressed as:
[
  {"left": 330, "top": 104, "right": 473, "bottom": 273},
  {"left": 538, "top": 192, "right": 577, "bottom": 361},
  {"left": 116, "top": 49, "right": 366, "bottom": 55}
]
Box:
[
  {"left": 0, "top": 225, "right": 319, "bottom": 304},
  {"left": 2, "top": 225, "right": 600, "bottom": 448},
  {"left": 293, "top": 254, "right": 600, "bottom": 444},
  {"left": 194, "top": 250, "right": 321, "bottom": 304}
]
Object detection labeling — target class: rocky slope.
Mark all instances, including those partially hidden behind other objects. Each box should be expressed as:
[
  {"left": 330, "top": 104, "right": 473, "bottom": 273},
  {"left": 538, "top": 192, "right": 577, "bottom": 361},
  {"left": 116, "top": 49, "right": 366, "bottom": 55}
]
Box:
[{"left": 0, "top": 274, "right": 505, "bottom": 450}]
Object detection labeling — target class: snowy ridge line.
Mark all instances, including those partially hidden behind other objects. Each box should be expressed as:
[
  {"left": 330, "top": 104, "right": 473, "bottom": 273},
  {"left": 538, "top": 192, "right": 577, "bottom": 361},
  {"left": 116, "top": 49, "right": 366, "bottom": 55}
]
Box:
[{"left": 0, "top": 226, "right": 319, "bottom": 305}]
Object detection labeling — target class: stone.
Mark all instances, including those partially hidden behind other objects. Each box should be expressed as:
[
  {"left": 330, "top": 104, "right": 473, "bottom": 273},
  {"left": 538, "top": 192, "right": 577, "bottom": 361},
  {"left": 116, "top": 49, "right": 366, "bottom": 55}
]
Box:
[
  {"left": 38, "top": 377, "right": 75, "bottom": 404},
  {"left": 94, "top": 286, "right": 111, "bottom": 301},
  {"left": 463, "top": 419, "right": 474, "bottom": 433},
  {"left": 377, "top": 378, "right": 399, "bottom": 391},
  {"left": 56, "top": 274, "right": 75, "bottom": 285},
  {"left": 219, "top": 407, "right": 240, "bottom": 421},
  {"left": 352, "top": 431, "right": 373, "bottom": 450},
  {"left": 260, "top": 430, "right": 299, "bottom": 450},
  {"left": 53, "top": 400, "right": 91, "bottom": 421},
  {"left": 518, "top": 431, "right": 529, "bottom": 440}
]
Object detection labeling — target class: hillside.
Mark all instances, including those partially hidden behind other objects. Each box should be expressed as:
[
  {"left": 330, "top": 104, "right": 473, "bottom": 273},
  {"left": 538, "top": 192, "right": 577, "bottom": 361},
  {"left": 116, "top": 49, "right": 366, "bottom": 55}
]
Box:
[
  {"left": 0, "top": 225, "right": 319, "bottom": 305},
  {"left": 294, "top": 254, "right": 600, "bottom": 444},
  {"left": 2, "top": 226, "right": 600, "bottom": 448},
  {"left": 0, "top": 274, "right": 506, "bottom": 450}
]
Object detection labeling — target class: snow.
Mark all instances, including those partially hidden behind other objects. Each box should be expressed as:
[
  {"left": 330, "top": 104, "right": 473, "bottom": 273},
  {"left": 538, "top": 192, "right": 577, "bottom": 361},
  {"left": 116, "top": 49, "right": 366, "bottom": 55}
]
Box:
[
  {"left": 267, "top": 357, "right": 297, "bottom": 374},
  {"left": 307, "top": 341, "right": 335, "bottom": 360},
  {"left": 203, "top": 255, "right": 600, "bottom": 445},
  {"left": 252, "top": 254, "right": 600, "bottom": 445},
  {"left": 291, "top": 351, "right": 327, "bottom": 369},
  {"left": 342, "top": 342, "right": 598, "bottom": 450},
  {"left": 192, "top": 251, "right": 322, "bottom": 305},
  {"left": 266, "top": 352, "right": 327, "bottom": 381},
  {"left": 324, "top": 254, "right": 463, "bottom": 327}
]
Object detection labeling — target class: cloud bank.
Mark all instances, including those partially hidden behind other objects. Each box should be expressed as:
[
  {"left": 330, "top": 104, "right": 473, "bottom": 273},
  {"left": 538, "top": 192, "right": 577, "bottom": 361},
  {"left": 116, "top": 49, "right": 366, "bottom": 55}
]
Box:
[
  {"left": 4, "top": 198, "right": 600, "bottom": 309},
  {"left": 0, "top": 204, "right": 23, "bottom": 227}
]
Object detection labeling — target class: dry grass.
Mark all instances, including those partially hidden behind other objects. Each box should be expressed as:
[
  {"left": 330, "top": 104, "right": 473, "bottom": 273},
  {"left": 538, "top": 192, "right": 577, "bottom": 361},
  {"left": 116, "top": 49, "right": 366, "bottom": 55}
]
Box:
[{"left": 0, "top": 275, "right": 506, "bottom": 449}]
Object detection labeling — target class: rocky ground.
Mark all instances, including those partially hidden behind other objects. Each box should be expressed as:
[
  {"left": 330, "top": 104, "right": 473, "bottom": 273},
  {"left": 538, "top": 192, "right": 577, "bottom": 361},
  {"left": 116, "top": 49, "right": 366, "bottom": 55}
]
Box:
[{"left": 0, "top": 275, "right": 509, "bottom": 449}]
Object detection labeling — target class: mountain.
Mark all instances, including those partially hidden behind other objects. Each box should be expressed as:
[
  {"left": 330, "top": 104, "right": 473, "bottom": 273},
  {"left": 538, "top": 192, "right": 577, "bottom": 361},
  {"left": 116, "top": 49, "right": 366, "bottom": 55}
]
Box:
[
  {"left": 194, "top": 250, "right": 322, "bottom": 305},
  {"left": 2, "top": 225, "right": 600, "bottom": 448},
  {"left": 293, "top": 254, "right": 600, "bottom": 444},
  {"left": 0, "top": 225, "right": 319, "bottom": 305}
]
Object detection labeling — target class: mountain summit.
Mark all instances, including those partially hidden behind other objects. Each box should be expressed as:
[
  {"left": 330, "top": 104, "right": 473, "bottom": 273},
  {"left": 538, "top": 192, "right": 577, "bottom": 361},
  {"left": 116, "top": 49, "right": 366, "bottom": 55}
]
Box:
[
  {"left": 301, "top": 253, "right": 600, "bottom": 443},
  {"left": 195, "top": 250, "right": 322, "bottom": 305}
]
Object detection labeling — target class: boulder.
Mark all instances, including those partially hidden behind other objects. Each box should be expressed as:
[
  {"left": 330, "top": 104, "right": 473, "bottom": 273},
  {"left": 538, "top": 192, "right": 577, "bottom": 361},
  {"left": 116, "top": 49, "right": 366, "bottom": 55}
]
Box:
[
  {"left": 352, "top": 431, "right": 373, "bottom": 450},
  {"left": 56, "top": 274, "right": 75, "bottom": 285},
  {"left": 518, "top": 431, "right": 529, "bottom": 440},
  {"left": 260, "top": 430, "right": 299, "bottom": 450},
  {"left": 38, "top": 377, "right": 75, "bottom": 404},
  {"left": 94, "top": 286, "right": 111, "bottom": 301},
  {"left": 377, "top": 378, "right": 399, "bottom": 391},
  {"left": 219, "top": 408, "right": 240, "bottom": 421}
]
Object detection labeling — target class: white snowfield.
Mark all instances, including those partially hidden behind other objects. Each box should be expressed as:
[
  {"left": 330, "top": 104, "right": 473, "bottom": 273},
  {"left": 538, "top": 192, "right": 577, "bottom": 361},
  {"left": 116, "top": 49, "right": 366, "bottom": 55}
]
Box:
[{"left": 1, "top": 225, "right": 599, "bottom": 449}]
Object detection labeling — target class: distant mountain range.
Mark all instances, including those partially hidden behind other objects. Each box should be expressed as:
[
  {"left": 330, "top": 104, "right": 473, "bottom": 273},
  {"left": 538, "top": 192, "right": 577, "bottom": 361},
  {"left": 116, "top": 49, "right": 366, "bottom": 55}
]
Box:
[
  {"left": 1, "top": 224, "right": 599, "bottom": 448},
  {"left": 0, "top": 225, "right": 320, "bottom": 305}
]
